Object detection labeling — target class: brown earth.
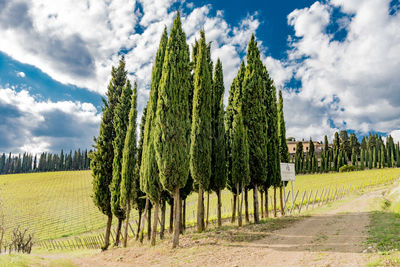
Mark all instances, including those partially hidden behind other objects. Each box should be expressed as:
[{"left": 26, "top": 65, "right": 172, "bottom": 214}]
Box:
[{"left": 72, "top": 190, "right": 383, "bottom": 267}]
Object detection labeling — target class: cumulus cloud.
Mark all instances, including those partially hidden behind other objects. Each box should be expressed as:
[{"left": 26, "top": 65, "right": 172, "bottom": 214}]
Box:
[
  {"left": 16, "top": 71, "right": 25, "bottom": 78},
  {"left": 0, "top": 87, "right": 101, "bottom": 153},
  {"left": 0, "top": 0, "right": 259, "bottom": 103},
  {"left": 279, "top": 0, "right": 400, "bottom": 141}
]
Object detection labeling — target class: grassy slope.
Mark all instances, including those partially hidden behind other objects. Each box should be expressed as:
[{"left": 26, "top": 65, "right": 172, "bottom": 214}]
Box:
[
  {"left": 0, "top": 168, "right": 399, "bottom": 243},
  {"left": 366, "top": 181, "right": 400, "bottom": 266}
]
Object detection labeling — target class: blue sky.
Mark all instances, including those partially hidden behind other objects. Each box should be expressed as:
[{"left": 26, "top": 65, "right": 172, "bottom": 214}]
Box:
[{"left": 0, "top": 0, "right": 400, "bottom": 153}]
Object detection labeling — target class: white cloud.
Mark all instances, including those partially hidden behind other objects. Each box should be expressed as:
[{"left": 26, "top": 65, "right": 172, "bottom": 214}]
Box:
[
  {"left": 279, "top": 0, "right": 400, "bottom": 140},
  {"left": 0, "top": 0, "right": 260, "bottom": 105},
  {"left": 16, "top": 72, "right": 25, "bottom": 78},
  {"left": 0, "top": 87, "right": 101, "bottom": 153}
]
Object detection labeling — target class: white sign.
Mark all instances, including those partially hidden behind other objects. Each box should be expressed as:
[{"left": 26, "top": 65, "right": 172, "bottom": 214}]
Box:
[{"left": 280, "top": 163, "right": 295, "bottom": 181}]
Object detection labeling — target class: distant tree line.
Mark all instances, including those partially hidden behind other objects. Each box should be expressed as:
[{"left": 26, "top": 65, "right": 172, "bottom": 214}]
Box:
[
  {"left": 0, "top": 149, "right": 91, "bottom": 174},
  {"left": 295, "top": 131, "right": 400, "bottom": 174},
  {"left": 90, "top": 12, "right": 289, "bottom": 250}
]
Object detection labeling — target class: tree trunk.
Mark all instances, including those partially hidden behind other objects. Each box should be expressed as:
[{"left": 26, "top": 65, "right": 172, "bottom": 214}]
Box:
[
  {"left": 280, "top": 186, "right": 285, "bottom": 216},
  {"left": 147, "top": 204, "right": 152, "bottom": 240},
  {"left": 103, "top": 214, "right": 113, "bottom": 250},
  {"left": 231, "top": 193, "right": 237, "bottom": 223},
  {"left": 139, "top": 198, "right": 149, "bottom": 243},
  {"left": 197, "top": 185, "right": 205, "bottom": 232},
  {"left": 123, "top": 200, "right": 131, "bottom": 248},
  {"left": 244, "top": 188, "right": 249, "bottom": 222},
  {"left": 206, "top": 192, "right": 210, "bottom": 228},
  {"left": 160, "top": 200, "right": 166, "bottom": 239},
  {"left": 260, "top": 191, "right": 264, "bottom": 219},
  {"left": 169, "top": 201, "right": 174, "bottom": 233},
  {"left": 237, "top": 183, "right": 242, "bottom": 227},
  {"left": 180, "top": 199, "right": 184, "bottom": 234},
  {"left": 265, "top": 189, "right": 269, "bottom": 218},
  {"left": 151, "top": 201, "right": 159, "bottom": 246},
  {"left": 217, "top": 189, "right": 222, "bottom": 227},
  {"left": 114, "top": 217, "right": 123, "bottom": 246},
  {"left": 183, "top": 199, "right": 186, "bottom": 230},
  {"left": 172, "top": 188, "right": 181, "bottom": 248},
  {"left": 253, "top": 184, "right": 260, "bottom": 223},
  {"left": 273, "top": 187, "right": 277, "bottom": 217},
  {"left": 136, "top": 209, "right": 142, "bottom": 241}
]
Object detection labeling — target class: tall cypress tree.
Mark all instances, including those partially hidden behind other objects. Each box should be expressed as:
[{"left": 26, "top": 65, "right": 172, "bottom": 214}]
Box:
[
  {"left": 278, "top": 90, "right": 289, "bottom": 163},
  {"left": 266, "top": 78, "right": 281, "bottom": 217},
  {"left": 110, "top": 78, "right": 132, "bottom": 246},
  {"left": 231, "top": 105, "right": 250, "bottom": 227},
  {"left": 154, "top": 12, "right": 192, "bottom": 248},
  {"left": 242, "top": 35, "right": 268, "bottom": 223},
  {"left": 190, "top": 30, "right": 212, "bottom": 233},
  {"left": 140, "top": 28, "right": 168, "bottom": 246},
  {"left": 120, "top": 81, "right": 138, "bottom": 247},
  {"left": 225, "top": 61, "right": 245, "bottom": 222},
  {"left": 210, "top": 59, "right": 226, "bottom": 227},
  {"left": 90, "top": 57, "right": 127, "bottom": 250},
  {"left": 90, "top": 103, "right": 114, "bottom": 250}
]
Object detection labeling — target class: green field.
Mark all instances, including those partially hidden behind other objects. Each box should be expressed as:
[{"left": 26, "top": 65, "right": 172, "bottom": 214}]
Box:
[{"left": 0, "top": 168, "right": 399, "bottom": 244}]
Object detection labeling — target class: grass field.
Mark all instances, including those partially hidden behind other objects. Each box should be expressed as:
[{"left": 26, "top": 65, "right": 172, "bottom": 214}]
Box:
[{"left": 0, "top": 168, "right": 399, "bottom": 244}]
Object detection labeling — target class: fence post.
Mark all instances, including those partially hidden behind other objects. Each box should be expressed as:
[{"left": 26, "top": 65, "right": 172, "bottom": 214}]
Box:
[
  {"left": 318, "top": 189, "right": 325, "bottom": 206},
  {"left": 298, "top": 191, "right": 307, "bottom": 214},
  {"left": 290, "top": 190, "right": 299, "bottom": 215},
  {"left": 306, "top": 190, "right": 313, "bottom": 210}
]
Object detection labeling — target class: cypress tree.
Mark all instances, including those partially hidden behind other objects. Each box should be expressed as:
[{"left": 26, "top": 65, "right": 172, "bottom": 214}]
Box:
[
  {"left": 110, "top": 78, "right": 132, "bottom": 246},
  {"left": 373, "top": 147, "right": 377, "bottom": 168},
  {"left": 154, "top": 12, "right": 192, "bottom": 248},
  {"left": 360, "top": 149, "right": 365, "bottom": 170},
  {"left": 277, "top": 90, "right": 288, "bottom": 214},
  {"left": 225, "top": 61, "right": 245, "bottom": 222},
  {"left": 351, "top": 148, "right": 357, "bottom": 166},
  {"left": 396, "top": 144, "right": 400, "bottom": 167},
  {"left": 120, "top": 81, "right": 138, "bottom": 247},
  {"left": 231, "top": 105, "right": 250, "bottom": 227},
  {"left": 242, "top": 35, "right": 268, "bottom": 223},
  {"left": 190, "top": 30, "right": 212, "bottom": 233},
  {"left": 90, "top": 57, "right": 126, "bottom": 250},
  {"left": 324, "top": 135, "right": 329, "bottom": 151},
  {"left": 368, "top": 148, "right": 373, "bottom": 169},
  {"left": 278, "top": 90, "right": 289, "bottom": 163},
  {"left": 140, "top": 28, "right": 168, "bottom": 246},
  {"left": 210, "top": 59, "right": 226, "bottom": 227}
]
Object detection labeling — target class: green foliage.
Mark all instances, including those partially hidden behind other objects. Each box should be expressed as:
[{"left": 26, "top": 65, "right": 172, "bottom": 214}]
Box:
[
  {"left": 231, "top": 106, "right": 250, "bottom": 189},
  {"left": 90, "top": 101, "right": 113, "bottom": 217},
  {"left": 210, "top": 59, "right": 226, "bottom": 192},
  {"left": 190, "top": 30, "right": 212, "bottom": 191},
  {"left": 267, "top": 81, "right": 281, "bottom": 187},
  {"left": 242, "top": 34, "right": 268, "bottom": 187},
  {"left": 278, "top": 90, "right": 289, "bottom": 163},
  {"left": 339, "top": 165, "right": 359, "bottom": 172},
  {"left": 110, "top": 78, "right": 132, "bottom": 220},
  {"left": 120, "top": 82, "right": 138, "bottom": 207},
  {"left": 140, "top": 28, "right": 168, "bottom": 203},
  {"left": 90, "top": 57, "right": 127, "bottom": 218},
  {"left": 154, "top": 12, "right": 192, "bottom": 193},
  {"left": 225, "top": 61, "right": 245, "bottom": 194}
]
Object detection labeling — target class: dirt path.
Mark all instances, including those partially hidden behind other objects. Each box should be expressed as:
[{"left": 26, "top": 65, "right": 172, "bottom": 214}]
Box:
[{"left": 73, "top": 189, "right": 383, "bottom": 267}]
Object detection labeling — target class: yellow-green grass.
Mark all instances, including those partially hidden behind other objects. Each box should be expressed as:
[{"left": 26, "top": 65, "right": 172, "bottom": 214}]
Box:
[
  {"left": 366, "top": 181, "right": 400, "bottom": 266},
  {"left": 0, "top": 168, "right": 399, "bottom": 245}
]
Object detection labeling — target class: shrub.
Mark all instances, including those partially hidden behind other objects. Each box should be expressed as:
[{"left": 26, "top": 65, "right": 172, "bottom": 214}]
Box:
[{"left": 339, "top": 165, "right": 359, "bottom": 172}]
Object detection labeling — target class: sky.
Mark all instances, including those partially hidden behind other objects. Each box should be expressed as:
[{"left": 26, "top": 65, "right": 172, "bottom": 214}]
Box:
[{"left": 0, "top": 0, "right": 400, "bottom": 154}]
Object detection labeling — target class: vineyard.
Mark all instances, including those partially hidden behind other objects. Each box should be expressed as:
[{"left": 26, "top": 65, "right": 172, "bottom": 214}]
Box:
[{"left": 0, "top": 168, "right": 399, "bottom": 249}]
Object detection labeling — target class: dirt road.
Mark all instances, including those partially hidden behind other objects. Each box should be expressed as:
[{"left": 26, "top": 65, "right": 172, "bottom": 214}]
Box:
[{"left": 74, "top": 189, "right": 383, "bottom": 267}]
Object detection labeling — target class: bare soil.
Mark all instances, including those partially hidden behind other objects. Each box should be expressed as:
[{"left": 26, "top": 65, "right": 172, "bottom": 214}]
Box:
[{"left": 72, "top": 190, "right": 383, "bottom": 267}]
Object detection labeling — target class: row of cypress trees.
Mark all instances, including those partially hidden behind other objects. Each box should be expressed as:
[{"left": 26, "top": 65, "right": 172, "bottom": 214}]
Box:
[
  {"left": 0, "top": 149, "right": 90, "bottom": 175},
  {"left": 295, "top": 132, "right": 400, "bottom": 174},
  {"left": 90, "top": 12, "right": 289, "bottom": 249}
]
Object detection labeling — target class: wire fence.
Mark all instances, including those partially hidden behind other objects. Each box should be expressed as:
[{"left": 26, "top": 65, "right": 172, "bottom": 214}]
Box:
[{"left": 35, "top": 174, "right": 398, "bottom": 250}]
